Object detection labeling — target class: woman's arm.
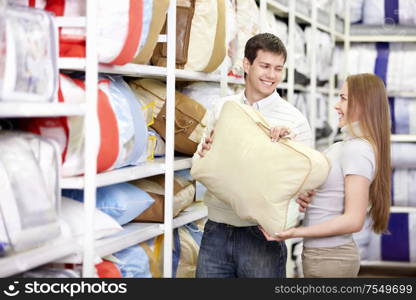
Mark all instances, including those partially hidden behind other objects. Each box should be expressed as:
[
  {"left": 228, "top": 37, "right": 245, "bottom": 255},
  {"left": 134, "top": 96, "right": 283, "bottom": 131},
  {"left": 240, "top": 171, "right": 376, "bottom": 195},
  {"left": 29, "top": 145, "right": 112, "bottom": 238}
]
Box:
[{"left": 261, "top": 174, "right": 370, "bottom": 241}]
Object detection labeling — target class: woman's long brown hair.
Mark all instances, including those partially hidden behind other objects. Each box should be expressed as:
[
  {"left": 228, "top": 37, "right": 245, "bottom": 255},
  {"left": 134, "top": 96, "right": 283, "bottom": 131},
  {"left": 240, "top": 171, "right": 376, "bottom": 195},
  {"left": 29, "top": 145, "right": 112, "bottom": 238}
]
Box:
[{"left": 346, "top": 73, "right": 391, "bottom": 233}]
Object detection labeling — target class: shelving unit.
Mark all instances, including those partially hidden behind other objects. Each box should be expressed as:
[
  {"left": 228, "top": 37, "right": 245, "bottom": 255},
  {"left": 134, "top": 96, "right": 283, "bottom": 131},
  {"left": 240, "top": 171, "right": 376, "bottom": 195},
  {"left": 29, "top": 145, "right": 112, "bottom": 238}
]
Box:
[
  {"left": 59, "top": 58, "right": 245, "bottom": 84},
  {"left": 0, "top": 4, "right": 90, "bottom": 279},
  {"left": 388, "top": 91, "right": 416, "bottom": 98},
  {"left": 55, "top": 202, "right": 207, "bottom": 264},
  {"left": 266, "top": 0, "right": 345, "bottom": 41},
  {"left": 0, "top": 0, "right": 213, "bottom": 279},
  {"left": 61, "top": 157, "right": 192, "bottom": 189},
  {"left": 0, "top": 102, "right": 85, "bottom": 117},
  {"left": 390, "top": 206, "right": 416, "bottom": 213},
  {"left": 56, "top": 0, "right": 207, "bottom": 278},
  {"left": 360, "top": 260, "right": 416, "bottom": 269},
  {"left": 349, "top": 25, "right": 416, "bottom": 42},
  {"left": 391, "top": 135, "right": 416, "bottom": 143},
  {"left": 0, "top": 238, "right": 78, "bottom": 278}
]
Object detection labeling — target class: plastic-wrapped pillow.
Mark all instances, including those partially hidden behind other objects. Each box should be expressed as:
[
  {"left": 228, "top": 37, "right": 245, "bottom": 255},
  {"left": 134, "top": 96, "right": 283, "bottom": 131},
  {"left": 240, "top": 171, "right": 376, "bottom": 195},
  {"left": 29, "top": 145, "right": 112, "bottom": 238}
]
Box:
[
  {"left": 347, "top": 44, "right": 376, "bottom": 76},
  {"left": 173, "top": 221, "right": 204, "bottom": 277},
  {"left": 363, "top": 0, "right": 416, "bottom": 25},
  {"left": 128, "top": 79, "right": 208, "bottom": 156},
  {"left": 230, "top": 0, "right": 260, "bottom": 77},
  {"left": 151, "top": 0, "right": 196, "bottom": 69},
  {"left": 128, "top": 79, "right": 156, "bottom": 127},
  {"left": 0, "top": 218, "right": 8, "bottom": 255},
  {"left": 60, "top": 197, "right": 123, "bottom": 242},
  {"left": 367, "top": 212, "right": 416, "bottom": 262},
  {"left": 185, "top": 0, "right": 218, "bottom": 71},
  {"left": 0, "top": 5, "right": 57, "bottom": 102},
  {"left": 391, "top": 169, "right": 416, "bottom": 207},
  {"left": 8, "top": 0, "right": 46, "bottom": 9},
  {"left": 221, "top": 0, "right": 237, "bottom": 76},
  {"left": 132, "top": 0, "right": 169, "bottom": 64},
  {"left": 0, "top": 132, "right": 61, "bottom": 254},
  {"left": 21, "top": 267, "right": 80, "bottom": 278},
  {"left": 19, "top": 74, "right": 120, "bottom": 177},
  {"left": 305, "top": 28, "right": 333, "bottom": 82},
  {"left": 140, "top": 236, "right": 164, "bottom": 277},
  {"left": 292, "top": 93, "right": 309, "bottom": 118},
  {"left": 389, "top": 97, "right": 416, "bottom": 135},
  {"left": 44, "top": 0, "right": 143, "bottom": 65},
  {"left": 181, "top": 82, "right": 233, "bottom": 111},
  {"left": 202, "top": 0, "right": 226, "bottom": 73},
  {"left": 113, "top": 245, "right": 152, "bottom": 278},
  {"left": 20, "top": 73, "right": 150, "bottom": 175},
  {"left": 352, "top": 216, "right": 373, "bottom": 260},
  {"left": 265, "top": 10, "right": 288, "bottom": 45},
  {"left": 100, "top": 76, "right": 148, "bottom": 169},
  {"left": 392, "top": 144, "right": 416, "bottom": 168},
  {"left": 334, "top": 0, "right": 363, "bottom": 23},
  {"left": 96, "top": 260, "right": 122, "bottom": 278},
  {"left": 62, "top": 183, "right": 155, "bottom": 226},
  {"left": 131, "top": 174, "right": 196, "bottom": 222},
  {"left": 185, "top": 0, "right": 226, "bottom": 72},
  {"left": 175, "top": 169, "right": 206, "bottom": 201},
  {"left": 137, "top": 0, "right": 153, "bottom": 53},
  {"left": 387, "top": 43, "right": 416, "bottom": 93},
  {"left": 391, "top": 97, "right": 416, "bottom": 135},
  {"left": 294, "top": 23, "right": 309, "bottom": 82},
  {"left": 147, "top": 128, "right": 165, "bottom": 159}
]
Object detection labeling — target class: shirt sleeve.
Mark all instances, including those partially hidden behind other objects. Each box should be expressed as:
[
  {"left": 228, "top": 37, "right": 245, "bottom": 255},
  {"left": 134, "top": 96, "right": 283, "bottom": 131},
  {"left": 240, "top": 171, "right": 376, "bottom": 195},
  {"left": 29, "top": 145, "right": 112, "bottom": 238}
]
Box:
[
  {"left": 292, "top": 118, "right": 313, "bottom": 147},
  {"left": 341, "top": 139, "right": 376, "bottom": 181}
]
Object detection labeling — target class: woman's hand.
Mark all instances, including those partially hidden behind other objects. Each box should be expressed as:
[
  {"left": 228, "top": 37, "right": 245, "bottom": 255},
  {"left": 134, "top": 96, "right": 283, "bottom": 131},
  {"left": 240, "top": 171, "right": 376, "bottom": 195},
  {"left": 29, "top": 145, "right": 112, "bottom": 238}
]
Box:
[
  {"left": 296, "top": 190, "right": 315, "bottom": 212},
  {"left": 270, "top": 126, "right": 294, "bottom": 142},
  {"left": 274, "top": 227, "right": 298, "bottom": 241},
  {"left": 258, "top": 226, "right": 297, "bottom": 241}
]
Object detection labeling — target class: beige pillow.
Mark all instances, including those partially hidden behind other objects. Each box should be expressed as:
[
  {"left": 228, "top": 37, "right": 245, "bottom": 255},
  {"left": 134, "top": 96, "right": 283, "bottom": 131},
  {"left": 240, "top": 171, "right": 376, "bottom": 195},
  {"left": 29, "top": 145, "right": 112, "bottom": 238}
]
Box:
[
  {"left": 130, "top": 174, "right": 195, "bottom": 222},
  {"left": 132, "top": 0, "right": 170, "bottom": 65},
  {"left": 202, "top": 0, "right": 226, "bottom": 73},
  {"left": 191, "top": 101, "right": 330, "bottom": 236},
  {"left": 184, "top": 0, "right": 218, "bottom": 71},
  {"left": 128, "top": 79, "right": 208, "bottom": 156}
]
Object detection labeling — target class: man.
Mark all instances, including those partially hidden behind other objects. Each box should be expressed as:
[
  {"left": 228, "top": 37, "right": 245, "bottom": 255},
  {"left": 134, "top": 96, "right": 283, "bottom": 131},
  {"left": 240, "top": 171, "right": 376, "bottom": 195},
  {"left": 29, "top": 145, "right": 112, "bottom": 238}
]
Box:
[{"left": 193, "top": 33, "right": 313, "bottom": 278}]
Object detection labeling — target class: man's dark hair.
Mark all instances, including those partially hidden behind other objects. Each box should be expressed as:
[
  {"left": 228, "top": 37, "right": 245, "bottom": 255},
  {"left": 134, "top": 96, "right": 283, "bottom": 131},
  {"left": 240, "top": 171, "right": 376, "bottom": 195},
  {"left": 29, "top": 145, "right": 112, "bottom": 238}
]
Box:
[{"left": 244, "top": 33, "right": 287, "bottom": 64}]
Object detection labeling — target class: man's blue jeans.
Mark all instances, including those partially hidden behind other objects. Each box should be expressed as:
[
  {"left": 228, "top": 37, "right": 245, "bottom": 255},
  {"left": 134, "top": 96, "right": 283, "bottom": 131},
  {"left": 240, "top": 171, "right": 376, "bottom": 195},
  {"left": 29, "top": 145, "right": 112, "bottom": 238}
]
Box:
[{"left": 196, "top": 220, "right": 287, "bottom": 278}]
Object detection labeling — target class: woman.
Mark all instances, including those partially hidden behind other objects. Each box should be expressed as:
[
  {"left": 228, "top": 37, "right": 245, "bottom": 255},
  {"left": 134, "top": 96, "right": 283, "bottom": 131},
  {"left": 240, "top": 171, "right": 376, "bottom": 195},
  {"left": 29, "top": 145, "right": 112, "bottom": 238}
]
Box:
[{"left": 260, "top": 73, "right": 391, "bottom": 277}]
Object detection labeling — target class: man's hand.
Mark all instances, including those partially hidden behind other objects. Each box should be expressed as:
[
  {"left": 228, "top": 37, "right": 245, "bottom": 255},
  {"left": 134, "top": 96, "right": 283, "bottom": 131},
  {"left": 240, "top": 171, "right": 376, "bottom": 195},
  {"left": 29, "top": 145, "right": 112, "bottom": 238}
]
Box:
[
  {"left": 198, "top": 130, "right": 214, "bottom": 158},
  {"left": 270, "top": 126, "right": 294, "bottom": 142},
  {"left": 296, "top": 190, "right": 315, "bottom": 212}
]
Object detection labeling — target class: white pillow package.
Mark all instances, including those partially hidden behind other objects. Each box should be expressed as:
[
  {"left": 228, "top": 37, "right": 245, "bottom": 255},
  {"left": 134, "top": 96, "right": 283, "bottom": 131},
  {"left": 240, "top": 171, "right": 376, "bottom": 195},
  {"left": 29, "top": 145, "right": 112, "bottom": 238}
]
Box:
[
  {"left": 0, "top": 131, "right": 61, "bottom": 253},
  {"left": 0, "top": 6, "right": 57, "bottom": 102},
  {"left": 392, "top": 143, "right": 416, "bottom": 168},
  {"left": 60, "top": 197, "right": 123, "bottom": 244},
  {"left": 100, "top": 76, "right": 148, "bottom": 169},
  {"left": 181, "top": 82, "right": 234, "bottom": 111},
  {"left": 366, "top": 212, "right": 416, "bottom": 262}
]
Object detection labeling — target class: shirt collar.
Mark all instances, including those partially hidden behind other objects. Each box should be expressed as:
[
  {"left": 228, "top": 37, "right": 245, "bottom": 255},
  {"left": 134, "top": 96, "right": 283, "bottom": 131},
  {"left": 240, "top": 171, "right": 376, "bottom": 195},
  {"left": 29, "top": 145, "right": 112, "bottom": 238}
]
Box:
[{"left": 241, "top": 90, "right": 281, "bottom": 109}]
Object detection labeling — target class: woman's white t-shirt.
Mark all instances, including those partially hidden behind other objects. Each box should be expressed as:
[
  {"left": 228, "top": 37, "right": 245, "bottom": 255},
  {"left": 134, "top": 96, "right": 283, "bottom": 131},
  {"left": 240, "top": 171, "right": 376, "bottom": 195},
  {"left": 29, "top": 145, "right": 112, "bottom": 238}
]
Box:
[{"left": 303, "top": 136, "right": 376, "bottom": 248}]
